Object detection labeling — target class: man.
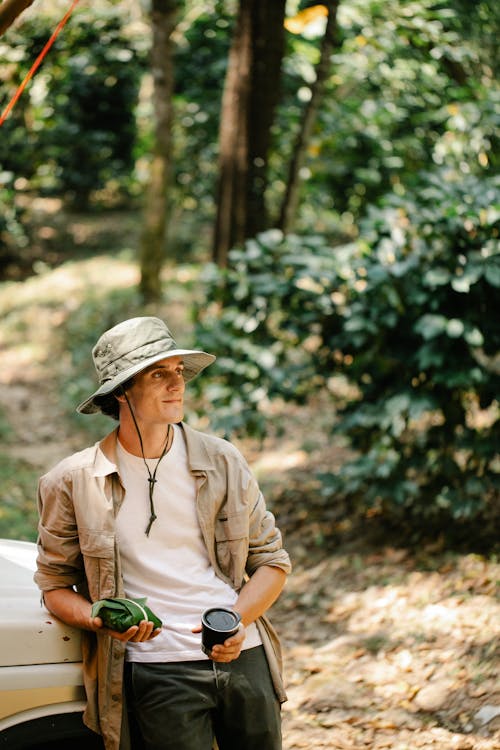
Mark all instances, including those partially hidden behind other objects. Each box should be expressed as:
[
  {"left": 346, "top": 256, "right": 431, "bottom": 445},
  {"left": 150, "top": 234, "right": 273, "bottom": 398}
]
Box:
[{"left": 35, "top": 316, "right": 291, "bottom": 750}]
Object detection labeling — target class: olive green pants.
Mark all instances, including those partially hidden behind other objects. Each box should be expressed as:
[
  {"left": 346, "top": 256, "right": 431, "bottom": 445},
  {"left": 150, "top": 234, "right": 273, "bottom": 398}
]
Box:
[{"left": 124, "top": 646, "right": 282, "bottom": 750}]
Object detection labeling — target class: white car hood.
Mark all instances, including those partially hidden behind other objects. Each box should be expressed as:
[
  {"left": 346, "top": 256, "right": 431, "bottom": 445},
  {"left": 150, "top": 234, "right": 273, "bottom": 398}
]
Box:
[{"left": 0, "top": 539, "right": 82, "bottom": 667}]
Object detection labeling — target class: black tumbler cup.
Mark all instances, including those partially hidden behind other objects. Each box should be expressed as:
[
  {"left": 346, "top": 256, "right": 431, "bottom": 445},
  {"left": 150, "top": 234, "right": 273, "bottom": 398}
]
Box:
[{"left": 201, "top": 607, "right": 241, "bottom": 656}]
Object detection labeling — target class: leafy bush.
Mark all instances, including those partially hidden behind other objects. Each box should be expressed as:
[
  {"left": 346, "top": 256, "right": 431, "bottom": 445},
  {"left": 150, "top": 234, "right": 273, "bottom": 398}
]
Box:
[
  {"left": 0, "top": 9, "right": 145, "bottom": 206},
  {"left": 322, "top": 172, "right": 500, "bottom": 533},
  {"left": 194, "top": 230, "right": 337, "bottom": 435},
  {"left": 194, "top": 169, "right": 500, "bottom": 532},
  {"left": 273, "top": 0, "right": 499, "bottom": 231},
  {"left": 0, "top": 177, "right": 28, "bottom": 271},
  {"left": 42, "top": 11, "right": 145, "bottom": 205}
]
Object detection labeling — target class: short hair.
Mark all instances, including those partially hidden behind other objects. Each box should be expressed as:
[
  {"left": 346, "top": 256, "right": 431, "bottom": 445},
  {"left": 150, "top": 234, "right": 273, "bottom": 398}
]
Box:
[{"left": 93, "top": 376, "right": 135, "bottom": 420}]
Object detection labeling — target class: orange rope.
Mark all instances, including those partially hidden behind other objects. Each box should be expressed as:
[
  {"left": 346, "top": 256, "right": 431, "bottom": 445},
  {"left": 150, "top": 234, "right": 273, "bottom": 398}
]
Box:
[{"left": 0, "top": 0, "right": 80, "bottom": 127}]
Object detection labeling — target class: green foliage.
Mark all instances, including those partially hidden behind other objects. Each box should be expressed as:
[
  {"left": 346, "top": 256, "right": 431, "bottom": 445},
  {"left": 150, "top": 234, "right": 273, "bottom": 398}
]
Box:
[
  {"left": 194, "top": 168, "right": 500, "bottom": 531},
  {"left": 0, "top": 21, "right": 51, "bottom": 183},
  {"left": 193, "top": 229, "right": 336, "bottom": 435},
  {"left": 0, "top": 404, "right": 13, "bottom": 444},
  {"left": 0, "top": 175, "right": 29, "bottom": 272},
  {"left": 0, "top": 454, "right": 39, "bottom": 541},
  {"left": 170, "top": 2, "right": 232, "bottom": 249},
  {"left": 324, "top": 171, "right": 500, "bottom": 530},
  {"left": 0, "top": 8, "right": 145, "bottom": 205},
  {"left": 1, "top": 0, "right": 498, "bottom": 256},
  {"left": 273, "top": 0, "right": 499, "bottom": 230}
]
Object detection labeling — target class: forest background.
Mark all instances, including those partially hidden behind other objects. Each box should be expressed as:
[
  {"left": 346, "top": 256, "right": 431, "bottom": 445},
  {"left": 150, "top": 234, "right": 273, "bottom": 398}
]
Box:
[{"left": 0, "top": 1, "right": 499, "bottom": 748}]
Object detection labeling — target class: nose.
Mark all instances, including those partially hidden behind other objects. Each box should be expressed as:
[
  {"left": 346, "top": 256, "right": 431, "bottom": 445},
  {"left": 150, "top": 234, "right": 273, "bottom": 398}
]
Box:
[{"left": 167, "top": 372, "right": 185, "bottom": 391}]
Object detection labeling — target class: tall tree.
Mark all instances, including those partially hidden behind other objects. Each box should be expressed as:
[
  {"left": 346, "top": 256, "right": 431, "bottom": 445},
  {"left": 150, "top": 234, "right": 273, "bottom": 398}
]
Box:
[
  {"left": 277, "top": 1, "right": 340, "bottom": 234},
  {"left": 139, "top": 0, "right": 182, "bottom": 303},
  {"left": 213, "top": 0, "right": 286, "bottom": 267}
]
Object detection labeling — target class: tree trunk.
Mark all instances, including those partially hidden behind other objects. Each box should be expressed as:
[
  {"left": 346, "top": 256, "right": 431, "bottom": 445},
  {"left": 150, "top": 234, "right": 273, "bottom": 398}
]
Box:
[
  {"left": 213, "top": 2, "right": 251, "bottom": 268},
  {"left": 0, "top": 0, "right": 36, "bottom": 36},
  {"left": 213, "top": 0, "right": 286, "bottom": 267},
  {"left": 139, "top": 0, "right": 181, "bottom": 303},
  {"left": 277, "top": 1, "right": 340, "bottom": 235},
  {"left": 245, "top": 0, "right": 286, "bottom": 238}
]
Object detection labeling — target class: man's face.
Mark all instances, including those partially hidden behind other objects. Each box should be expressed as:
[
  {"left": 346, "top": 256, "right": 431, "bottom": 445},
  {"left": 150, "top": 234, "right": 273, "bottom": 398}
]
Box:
[{"left": 121, "top": 356, "right": 186, "bottom": 425}]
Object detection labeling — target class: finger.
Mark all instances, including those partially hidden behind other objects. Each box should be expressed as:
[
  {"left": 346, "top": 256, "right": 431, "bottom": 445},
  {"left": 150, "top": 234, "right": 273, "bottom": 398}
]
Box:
[
  {"left": 121, "top": 625, "right": 140, "bottom": 641},
  {"left": 212, "top": 626, "right": 245, "bottom": 652},
  {"left": 223, "top": 626, "right": 246, "bottom": 648},
  {"left": 131, "top": 620, "right": 156, "bottom": 642},
  {"left": 211, "top": 641, "right": 242, "bottom": 660},
  {"left": 134, "top": 621, "right": 162, "bottom": 641},
  {"left": 211, "top": 647, "right": 241, "bottom": 663},
  {"left": 98, "top": 625, "right": 140, "bottom": 642}
]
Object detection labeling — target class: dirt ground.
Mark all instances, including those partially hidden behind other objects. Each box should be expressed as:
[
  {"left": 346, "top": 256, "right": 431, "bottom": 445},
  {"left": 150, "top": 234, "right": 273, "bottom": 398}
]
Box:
[
  {"left": 0, "top": 250, "right": 498, "bottom": 750},
  {"left": 273, "top": 540, "right": 499, "bottom": 749}
]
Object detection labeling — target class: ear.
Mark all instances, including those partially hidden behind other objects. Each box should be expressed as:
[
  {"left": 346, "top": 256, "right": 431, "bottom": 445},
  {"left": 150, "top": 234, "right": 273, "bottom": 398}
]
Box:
[{"left": 115, "top": 385, "right": 128, "bottom": 404}]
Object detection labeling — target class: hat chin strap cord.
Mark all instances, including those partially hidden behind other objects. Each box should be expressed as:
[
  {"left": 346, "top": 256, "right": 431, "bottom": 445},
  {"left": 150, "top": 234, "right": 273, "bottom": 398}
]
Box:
[{"left": 121, "top": 388, "right": 172, "bottom": 537}]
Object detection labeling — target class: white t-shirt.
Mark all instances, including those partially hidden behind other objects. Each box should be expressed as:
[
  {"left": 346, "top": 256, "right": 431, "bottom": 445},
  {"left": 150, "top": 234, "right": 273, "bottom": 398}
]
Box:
[{"left": 115, "top": 424, "right": 261, "bottom": 662}]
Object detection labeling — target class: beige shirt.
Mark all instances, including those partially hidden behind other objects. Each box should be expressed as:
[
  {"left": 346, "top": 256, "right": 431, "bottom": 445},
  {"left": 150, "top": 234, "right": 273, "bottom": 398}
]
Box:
[{"left": 35, "top": 422, "right": 291, "bottom": 750}]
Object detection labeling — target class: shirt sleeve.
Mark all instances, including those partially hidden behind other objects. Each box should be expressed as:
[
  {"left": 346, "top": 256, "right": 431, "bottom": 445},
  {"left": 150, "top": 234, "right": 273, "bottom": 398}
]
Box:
[
  {"left": 245, "top": 468, "right": 292, "bottom": 578},
  {"left": 34, "top": 470, "right": 85, "bottom": 592}
]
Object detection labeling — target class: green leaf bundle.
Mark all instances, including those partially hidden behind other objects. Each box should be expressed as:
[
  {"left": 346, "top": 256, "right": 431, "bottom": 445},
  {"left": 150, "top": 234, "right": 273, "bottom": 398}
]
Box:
[{"left": 91, "top": 597, "right": 162, "bottom": 633}]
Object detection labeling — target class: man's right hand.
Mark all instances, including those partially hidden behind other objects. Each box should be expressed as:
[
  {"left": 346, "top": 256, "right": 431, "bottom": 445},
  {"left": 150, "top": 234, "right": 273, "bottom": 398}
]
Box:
[
  {"left": 91, "top": 616, "right": 161, "bottom": 642},
  {"left": 43, "top": 588, "right": 162, "bottom": 642}
]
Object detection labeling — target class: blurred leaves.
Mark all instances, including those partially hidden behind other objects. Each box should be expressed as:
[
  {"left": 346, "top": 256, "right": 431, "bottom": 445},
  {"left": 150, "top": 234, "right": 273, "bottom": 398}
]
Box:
[
  {"left": 1, "top": 0, "right": 498, "bottom": 257},
  {"left": 194, "top": 168, "right": 500, "bottom": 536},
  {"left": 0, "top": 6, "right": 146, "bottom": 206},
  {"left": 272, "top": 0, "right": 499, "bottom": 231}
]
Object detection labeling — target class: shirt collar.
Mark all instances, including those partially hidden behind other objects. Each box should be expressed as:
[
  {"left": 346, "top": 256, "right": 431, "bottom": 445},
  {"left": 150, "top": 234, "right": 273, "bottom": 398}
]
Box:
[
  {"left": 93, "top": 423, "right": 216, "bottom": 476},
  {"left": 93, "top": 428, "right": 120, "bottom": 477},
  {"left": 179, "top": 422, "right": 216, "bottom": 472}
]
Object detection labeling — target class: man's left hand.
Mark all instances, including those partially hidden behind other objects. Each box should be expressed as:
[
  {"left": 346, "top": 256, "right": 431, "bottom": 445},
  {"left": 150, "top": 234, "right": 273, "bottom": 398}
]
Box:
[
  {"left": 210, "top": 622, "right": 246, "bottom": 662},
  {"left": 191, "top": 622, "right": 246, "bottom": 662}
]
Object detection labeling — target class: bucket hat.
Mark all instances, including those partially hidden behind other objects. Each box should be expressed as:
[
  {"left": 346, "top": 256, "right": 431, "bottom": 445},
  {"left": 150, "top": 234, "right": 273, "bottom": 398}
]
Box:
[{"left": 76, "top": 316, "right": 215, "bottom": 414}]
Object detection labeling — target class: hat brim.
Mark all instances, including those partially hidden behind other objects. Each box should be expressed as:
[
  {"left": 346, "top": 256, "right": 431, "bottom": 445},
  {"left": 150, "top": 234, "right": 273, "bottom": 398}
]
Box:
[{"left": 76, "top": 348, "right": 215, "bottom": 414}]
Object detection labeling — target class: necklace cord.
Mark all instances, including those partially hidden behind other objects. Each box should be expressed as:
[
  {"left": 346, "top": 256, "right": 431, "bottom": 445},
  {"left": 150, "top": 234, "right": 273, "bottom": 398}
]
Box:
[{"left": 121, "top": 389, "right": 171, "bottom": 537}]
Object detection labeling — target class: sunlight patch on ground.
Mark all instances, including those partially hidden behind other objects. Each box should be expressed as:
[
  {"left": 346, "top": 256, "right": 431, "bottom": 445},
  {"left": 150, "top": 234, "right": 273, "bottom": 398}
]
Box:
[
  {"left": 0, "top": 256, "right": 139, "bottom": 385},
  {"left": 0, "top": 256, "right": 139, "bottom": 313}
]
